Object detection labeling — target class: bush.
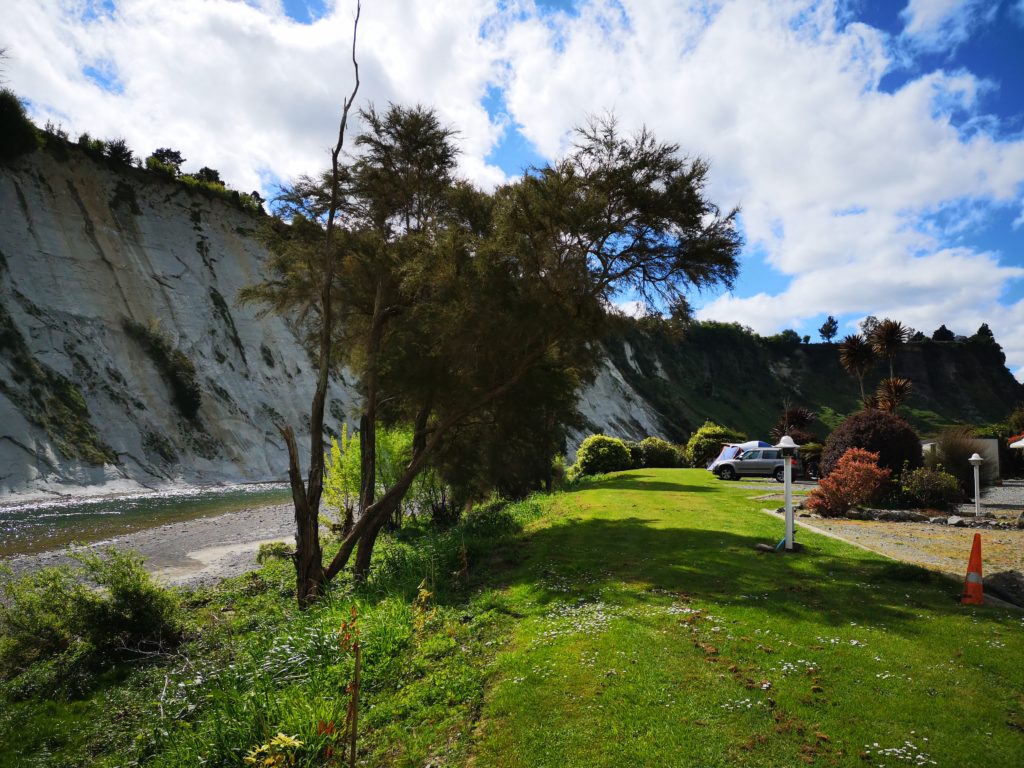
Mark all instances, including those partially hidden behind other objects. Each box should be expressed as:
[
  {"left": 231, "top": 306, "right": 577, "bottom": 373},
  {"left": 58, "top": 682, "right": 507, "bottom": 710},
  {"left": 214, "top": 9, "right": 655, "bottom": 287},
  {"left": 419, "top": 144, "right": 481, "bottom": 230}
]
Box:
[
  {"left": 571, "top": 434, "right": 633, "bottom": 477},
  {"left": 925, "top": 426, "right": 994, "bottom": 496},
  {"left": 622, "top": 440, "right": 644, "bottom": 469},
  {"left": 806, "top": 448, "right": 891, "bottom": 517},
  {"left": 0, "top": 549, "right": 181, "bottom": 690},
  {"left": 0, "top": 88, "right": 41, "bottom": 161},
  {"left": 256, "top": 541, "right": 293, "bottom": 564},
  {"left": 123, "top": 318, "right": 202, "bottom": 419},
  {"left": 104, "top": 137, "right": 134, "bottom": 166},
  {"left": 639, "top": 436, "right": 681, "bottom": 468},
  {"left": 685, "top": 421, "right": 746, "bottom": 468},
  {"left": 821, "top": 409, "right": 921, "bottom": 479},
  {"left": 900, "top": 466, "right": 963, "bottom": 511}
]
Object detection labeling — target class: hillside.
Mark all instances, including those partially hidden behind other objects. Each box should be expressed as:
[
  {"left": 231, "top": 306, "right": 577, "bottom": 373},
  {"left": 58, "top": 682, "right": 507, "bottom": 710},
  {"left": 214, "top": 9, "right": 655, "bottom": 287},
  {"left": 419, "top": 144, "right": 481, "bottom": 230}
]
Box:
[
  {"left": 600, "top": 319, "right": 1024, "bottom": 442},
  {"left": 1, "top": 143, "right": 1021, "bottom": 500}
]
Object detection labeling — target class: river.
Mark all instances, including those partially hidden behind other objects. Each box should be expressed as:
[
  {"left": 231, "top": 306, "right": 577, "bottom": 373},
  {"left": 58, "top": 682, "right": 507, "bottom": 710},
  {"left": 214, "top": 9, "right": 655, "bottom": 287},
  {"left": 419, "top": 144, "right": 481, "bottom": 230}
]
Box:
[{"left": 0, "top": 484, "right": 293, "bottom": 558}]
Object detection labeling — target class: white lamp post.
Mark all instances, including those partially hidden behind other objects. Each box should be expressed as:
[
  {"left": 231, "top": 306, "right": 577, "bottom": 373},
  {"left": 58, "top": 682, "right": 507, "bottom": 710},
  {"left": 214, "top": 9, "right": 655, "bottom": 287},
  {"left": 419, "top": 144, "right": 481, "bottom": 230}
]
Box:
[
  {"left": 776, "top": 435, "right": 798, "bottom": 550},
  {"left": 968, "top": 453, "right": 984, "bottom": 517}
]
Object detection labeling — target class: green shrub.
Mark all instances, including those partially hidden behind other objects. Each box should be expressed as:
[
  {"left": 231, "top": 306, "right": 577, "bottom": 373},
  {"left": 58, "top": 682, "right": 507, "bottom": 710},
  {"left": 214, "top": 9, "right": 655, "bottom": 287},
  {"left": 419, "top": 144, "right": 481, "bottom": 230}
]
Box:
[
  {"left": 685, "top": 421, "right": 746, "bottom": 468},
  {"left": 0, "top": 549, "right": 181, "bottom": 691},
  {"left": 622, "top": 440, "right": 644, "bottom": 469},
  {"left": 900, "top": 466, "right": 962, "bottom": 511},
  {"left": 924, "top": 426, "right": 994, "bottom": 496},
  {"left": 639, "top": 436, "right": 681, "bottom": 468},
  {"left": 122, "top": 318, "right": 202, "bottom": 419},
  {"left": 571, "top": 434, "right": 633, "bottom": 477},
  {"left": 256, "top": 541, "right": 293, "bottom": 564},
  {"left": 821, "top": 409, "right": 922, "bottom": 479},
  {"left": 0, "top": 88, "right": 41, "bottom": 161}
]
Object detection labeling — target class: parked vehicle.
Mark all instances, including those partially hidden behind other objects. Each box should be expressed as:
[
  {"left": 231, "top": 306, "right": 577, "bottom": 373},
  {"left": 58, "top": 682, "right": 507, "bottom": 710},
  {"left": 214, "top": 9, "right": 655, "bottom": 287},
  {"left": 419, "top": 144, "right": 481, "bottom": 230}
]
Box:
[{"left": 714, "top": 447, "right": 816, "bottom": 482}]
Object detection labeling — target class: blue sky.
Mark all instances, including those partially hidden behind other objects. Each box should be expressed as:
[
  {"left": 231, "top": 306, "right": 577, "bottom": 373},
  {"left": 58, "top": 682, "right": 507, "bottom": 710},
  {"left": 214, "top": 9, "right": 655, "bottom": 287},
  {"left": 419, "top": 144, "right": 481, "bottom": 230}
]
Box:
[{"left": 6, "top": 0, "right": 1024, "bottom": 373}]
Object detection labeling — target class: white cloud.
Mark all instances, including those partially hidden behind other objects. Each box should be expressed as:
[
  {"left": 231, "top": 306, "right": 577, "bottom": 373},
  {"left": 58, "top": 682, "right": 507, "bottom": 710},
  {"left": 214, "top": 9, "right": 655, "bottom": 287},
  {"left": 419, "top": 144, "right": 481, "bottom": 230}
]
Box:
[
  {"left": 4, "top": 0, "right": 508, "bottom": 193},
  {"left": 4, "top": 0, "right": 1024, "bottom": 374},
  {"left": 900, "top": 0, "right": 996, "bottom": 51}
]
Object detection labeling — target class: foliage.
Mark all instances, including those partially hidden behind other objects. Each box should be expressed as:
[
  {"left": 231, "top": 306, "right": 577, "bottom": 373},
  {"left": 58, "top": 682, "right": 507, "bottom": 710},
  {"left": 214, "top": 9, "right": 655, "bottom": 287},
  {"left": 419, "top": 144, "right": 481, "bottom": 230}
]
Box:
[
  {"left": 0, "top": 88, "right": 41, "bottom": 161},
  {"left": 243, "top": 732, "right": 303, "bottom": 767},
  {"left": 769, "top": 406, "right": 817, "bottom": 444},
  {"left": 194, "top": 166, "right": 222, "bottom": 185},
  {"left": 242, "top": 103, "right": 742, "bottom": 595},
  {"left": 818, "top": 315, "right": 839, "bottom": 343},
  {"left": 820, "top": 408, "right": 922, "bottom": 479},
  {"left": 571, "top": 434, "right": 633, "bottom": 477},
  {"left": 638, "top": 436, "right": 681, "bottom": 468},
  {"left": 765, "top": 328, "right": 801, "bottom": 349},
  {"left": 122, "top": 318, "right": 202, "bottom": 419},
  {"left": 256, "top": 542, "right": 294, "bottom": 564},
  {"left": 876, "top": 375, "right": 913, "bottom": 412},
  {"left": 622, "top": 440, "right": 644, "bottom": 469},
  {"left": 146, "top": 147, "right": 185, "bottom": 176},
  {"left": 685, "top": 420, "right": 746, "bottom": 468},
  {"left": 838, "top": 333, "right": 876, "bottom": 400},
  {"left": 0, "top": 549, "right": 180, "bottom": 693},
  {"left": 931, "top": 324, "right": 955, "bottom": 342},
  {"left": 868, "top": 318, "right": 911, "bottom": 378},
  {"left": 806, "top": 448, "right": 891, "bottom": 517},
  {"left": 900, "top": 466, "right": 963, "bottom": 511},
  {"left": 104, "top": 137, "right": 134, "bottom": 166},
  {"left": 924, "top": 426, "right": 994, "bottom": 495}
]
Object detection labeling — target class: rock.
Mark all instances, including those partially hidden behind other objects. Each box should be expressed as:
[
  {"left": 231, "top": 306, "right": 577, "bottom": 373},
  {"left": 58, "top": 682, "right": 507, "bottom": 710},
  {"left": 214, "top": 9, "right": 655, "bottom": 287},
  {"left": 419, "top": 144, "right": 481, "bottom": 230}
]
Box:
[
  {"left": 755, "top": 543, "right": 776, "bottom": 553},
  {"left": 1016, "top": 514, "right": 1024, "bottom": 530},
  {"left": 928, "top": 516, "right": 946, "bottom": 525},
  {"left": 877, "top": 510, "right": 929, "bottom": 523},
  {"left": 845, "top": 507, "right": 872, "bottom": 520},
  {"left": 947, "top": 516, "right": 967, "bottom": 527},
  {"left": 984, "top": 571, "right": 1024, "bottom": 608}
]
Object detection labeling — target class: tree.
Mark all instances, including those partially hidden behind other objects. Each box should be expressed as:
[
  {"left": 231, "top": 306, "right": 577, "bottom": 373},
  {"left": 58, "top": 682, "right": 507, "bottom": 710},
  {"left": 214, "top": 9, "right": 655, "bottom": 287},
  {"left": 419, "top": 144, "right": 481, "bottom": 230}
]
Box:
[
  {"left": 195, "top": 166, "right": 222, "bottom": 185},
  {"left": 240, "top": 1, "right": 362, "bottom": 604},
  {"left": 837, "top": 334, "right": 875, "bottom": 402},
  {"left": 859, "top": 315, "right": 879, "bottom": 337},
  {"left": 931, "top": 324, "right": 955, "bottom": 342},
  {"left": 146, "top": 147, "right": 185, "bottom": 176},
  {"left": 244, "top": 103, "right": 741, "bottom": 601},
  {"left": 818, "top": 315, "right": 838, "bottom": 343},
  {"left": 972, "top": 323, "right": 995, "bottom": 342},
  {"left": 769, "top": 405, "right": 817, "bottom": 445},
  {"left": 876, "top": 376, "right": 912, "bottom": 412},
  {"left": 0, "top": 88, "right": 40, "bottom": 161},
  {"left": 868, "top": 318, "right": 910, "bottom": 378},
  {"left": 104, "top": 137, "right": 134, "bottom": 165}
]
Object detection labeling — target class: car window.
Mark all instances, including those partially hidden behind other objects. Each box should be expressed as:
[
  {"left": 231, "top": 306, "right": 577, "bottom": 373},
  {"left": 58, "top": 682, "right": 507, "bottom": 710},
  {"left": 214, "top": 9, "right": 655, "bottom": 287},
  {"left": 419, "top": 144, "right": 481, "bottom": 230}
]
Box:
[
  {"left": 763, "top": 450, "right": 779, "bottom": 459},
  {"left": 741, "top": 451, "right": 760, "bottom": 460}
]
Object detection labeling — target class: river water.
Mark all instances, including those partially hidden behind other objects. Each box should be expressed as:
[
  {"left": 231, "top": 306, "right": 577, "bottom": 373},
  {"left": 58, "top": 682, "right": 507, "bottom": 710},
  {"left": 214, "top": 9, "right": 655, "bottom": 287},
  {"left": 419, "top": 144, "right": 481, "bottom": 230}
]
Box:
[{"left": 0, "top": 484, "right": 292, "bottom": 558}]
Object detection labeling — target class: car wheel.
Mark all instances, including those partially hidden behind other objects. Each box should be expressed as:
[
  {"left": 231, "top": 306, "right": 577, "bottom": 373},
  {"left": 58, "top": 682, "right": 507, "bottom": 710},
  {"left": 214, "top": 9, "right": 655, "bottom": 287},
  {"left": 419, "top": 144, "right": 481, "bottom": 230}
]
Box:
[
  {"left": 719, "top": 466, "right": 736, "bottom": 481},
  {"left": 773, "top": 466, "right": 785, "bottom": 483}
]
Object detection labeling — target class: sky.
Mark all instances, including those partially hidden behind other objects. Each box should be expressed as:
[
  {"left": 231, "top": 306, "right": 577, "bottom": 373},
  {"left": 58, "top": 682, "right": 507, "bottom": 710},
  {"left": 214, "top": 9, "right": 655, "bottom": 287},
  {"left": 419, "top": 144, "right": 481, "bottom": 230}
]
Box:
[{"left": 5, "top": 0, "right": 1024, "bottom": 375}]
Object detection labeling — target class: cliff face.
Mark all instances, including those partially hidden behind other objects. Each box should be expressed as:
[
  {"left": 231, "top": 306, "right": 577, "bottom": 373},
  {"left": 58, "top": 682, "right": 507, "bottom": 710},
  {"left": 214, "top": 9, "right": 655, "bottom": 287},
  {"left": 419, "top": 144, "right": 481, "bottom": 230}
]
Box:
[
  {"left": 2, "top": 149, "right": 1021, "bottom": 501},
  {"left": 0, "top": 150, "right": 356, "bottom": 500}
]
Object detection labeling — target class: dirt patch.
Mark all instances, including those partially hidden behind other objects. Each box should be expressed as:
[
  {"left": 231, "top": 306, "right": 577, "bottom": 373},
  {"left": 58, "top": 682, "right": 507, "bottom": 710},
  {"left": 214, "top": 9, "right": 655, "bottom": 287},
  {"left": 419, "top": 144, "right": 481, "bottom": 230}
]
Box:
[{"left": 792, "top": 515, "right": 1024, "bottom": 576}]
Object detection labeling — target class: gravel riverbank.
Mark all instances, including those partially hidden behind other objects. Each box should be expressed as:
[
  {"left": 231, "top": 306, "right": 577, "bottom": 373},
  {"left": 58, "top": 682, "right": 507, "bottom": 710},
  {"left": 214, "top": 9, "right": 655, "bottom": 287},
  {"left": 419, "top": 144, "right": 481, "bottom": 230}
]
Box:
[{"left": 2, "top": 503, "right": 295, "bottom": 588}]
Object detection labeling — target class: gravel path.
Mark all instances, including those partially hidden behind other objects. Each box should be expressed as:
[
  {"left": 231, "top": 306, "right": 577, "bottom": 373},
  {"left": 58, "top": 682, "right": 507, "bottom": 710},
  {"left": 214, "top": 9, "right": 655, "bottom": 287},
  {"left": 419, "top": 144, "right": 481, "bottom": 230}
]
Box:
[{"left": 3, "top": 503, "right": 295, "bottom": 588}]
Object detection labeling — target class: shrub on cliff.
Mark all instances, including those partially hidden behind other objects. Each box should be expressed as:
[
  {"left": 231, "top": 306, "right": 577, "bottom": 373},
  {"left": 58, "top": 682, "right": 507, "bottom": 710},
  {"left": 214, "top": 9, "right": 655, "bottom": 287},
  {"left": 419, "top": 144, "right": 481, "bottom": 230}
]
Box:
[
  {"left": 821, "top": 409, "right": 921, "bottom": 478},
  {"left": 123, "top": 318, "right": 202, "bottom": 419},
  {"left": 0, "top": 88, "right": 41, "bottom": 162}
]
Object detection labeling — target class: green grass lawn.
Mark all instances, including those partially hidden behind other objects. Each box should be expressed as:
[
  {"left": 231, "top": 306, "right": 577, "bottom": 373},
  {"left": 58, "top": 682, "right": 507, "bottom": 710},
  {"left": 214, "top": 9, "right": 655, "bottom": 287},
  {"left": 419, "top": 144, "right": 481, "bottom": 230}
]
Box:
[
  {"left": 2, "top": 469, "right": 1022, "bottom": 767},
  {"left": 471, "top": 469, "right": 1024, "bottom": 767}
]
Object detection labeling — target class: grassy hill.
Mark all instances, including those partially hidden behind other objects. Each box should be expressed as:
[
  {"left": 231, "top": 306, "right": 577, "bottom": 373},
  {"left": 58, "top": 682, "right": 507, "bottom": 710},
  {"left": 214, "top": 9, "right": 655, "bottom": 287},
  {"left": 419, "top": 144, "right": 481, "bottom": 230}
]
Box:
[
  {"left": 604, "top": 319, "right": 1024, "bottom": 441},
  {"left": 4, "top": 470, "right": 1022, "bottom": 766}
]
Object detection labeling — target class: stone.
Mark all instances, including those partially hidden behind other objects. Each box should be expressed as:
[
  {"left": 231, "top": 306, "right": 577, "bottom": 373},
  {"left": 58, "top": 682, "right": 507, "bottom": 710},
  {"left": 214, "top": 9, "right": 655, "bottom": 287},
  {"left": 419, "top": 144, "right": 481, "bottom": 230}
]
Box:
[
  {"left": 928, "top": 516, "right": 946, "bottom": 525},
  {"left": 1016, "top": 514, "right": 1024, "bottom": 530},
  {"left": 947, "top": 516, "right": 967, "bottom": 527},
  {"left": 877, "top": 510, "right": 928, "bottom": 523},
  {"left": 755, "top": 543, "right": 776, "bottom": 553},
  {"left": 984, "top": 571, "right": 1024, "bottom": 608}
]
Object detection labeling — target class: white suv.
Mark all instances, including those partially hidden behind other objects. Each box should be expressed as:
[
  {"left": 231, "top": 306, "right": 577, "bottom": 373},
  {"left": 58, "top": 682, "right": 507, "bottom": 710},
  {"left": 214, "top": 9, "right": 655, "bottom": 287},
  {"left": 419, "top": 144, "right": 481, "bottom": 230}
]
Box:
[{"left": 715, "top": 448, "right": 805, "bottom": 482}]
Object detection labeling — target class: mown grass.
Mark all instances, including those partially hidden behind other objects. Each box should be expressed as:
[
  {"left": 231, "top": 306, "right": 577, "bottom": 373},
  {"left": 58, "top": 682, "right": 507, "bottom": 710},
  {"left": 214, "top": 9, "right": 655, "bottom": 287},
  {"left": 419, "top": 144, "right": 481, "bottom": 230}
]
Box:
[
  {"left": 2, "top": 470, "right": 1022, "bottom": 767},
  {"left": 471, "top": 470, "right": 1024, "bottom": 767}
]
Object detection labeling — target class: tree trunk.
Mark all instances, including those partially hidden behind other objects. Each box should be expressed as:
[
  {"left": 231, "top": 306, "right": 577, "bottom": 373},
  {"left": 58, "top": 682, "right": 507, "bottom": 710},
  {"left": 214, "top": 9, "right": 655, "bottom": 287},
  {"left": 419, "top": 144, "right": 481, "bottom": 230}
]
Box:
[{"left": 282, "top": 426, "right": 325, "bottom": 605}]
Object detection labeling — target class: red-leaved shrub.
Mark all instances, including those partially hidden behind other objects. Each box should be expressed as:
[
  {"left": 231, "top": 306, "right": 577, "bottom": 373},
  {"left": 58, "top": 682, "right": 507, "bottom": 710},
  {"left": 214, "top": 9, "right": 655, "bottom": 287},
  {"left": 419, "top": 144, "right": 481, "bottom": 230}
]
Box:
[{"left": 806, "top": 448, "right": 891, "bottom": 517}]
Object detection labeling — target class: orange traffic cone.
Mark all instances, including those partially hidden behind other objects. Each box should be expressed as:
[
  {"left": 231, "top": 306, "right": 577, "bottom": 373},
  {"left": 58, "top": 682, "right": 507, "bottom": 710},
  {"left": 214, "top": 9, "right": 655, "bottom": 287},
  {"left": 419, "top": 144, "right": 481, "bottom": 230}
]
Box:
[{"left": 960, "top": 533, "right": 984, "bottom": 605}]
